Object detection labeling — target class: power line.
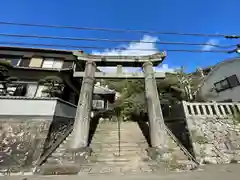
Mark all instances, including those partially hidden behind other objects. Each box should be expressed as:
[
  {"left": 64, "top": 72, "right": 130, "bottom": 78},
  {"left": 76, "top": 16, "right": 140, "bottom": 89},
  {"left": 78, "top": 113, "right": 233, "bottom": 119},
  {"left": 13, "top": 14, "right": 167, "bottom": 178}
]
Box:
[
  {"left": 0, "top": 21, "right": 239, "bottom": 38},
  {"left": 0, "top": 33, "right": 235, "bottom": 48},
  {"left": 0, "top": 41, "right": 232, "bottom": 53}
]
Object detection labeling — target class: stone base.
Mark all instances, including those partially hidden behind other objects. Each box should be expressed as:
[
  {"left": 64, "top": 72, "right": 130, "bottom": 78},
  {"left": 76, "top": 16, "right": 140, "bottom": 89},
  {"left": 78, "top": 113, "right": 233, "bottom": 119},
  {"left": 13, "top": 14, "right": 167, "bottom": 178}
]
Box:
[
  {"left": 146, "top": 147, "right": 198, "bottom": 171},
  {"left": 36, "top": 147, "right": 92, "bottom": 175}
]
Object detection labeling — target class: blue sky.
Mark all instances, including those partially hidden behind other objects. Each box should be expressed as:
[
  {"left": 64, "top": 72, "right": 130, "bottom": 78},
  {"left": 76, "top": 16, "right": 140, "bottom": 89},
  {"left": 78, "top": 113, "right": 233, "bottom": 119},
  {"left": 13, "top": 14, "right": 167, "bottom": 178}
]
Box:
[{"left": 0, "top": 0, "right": 239, "bottom": 72}]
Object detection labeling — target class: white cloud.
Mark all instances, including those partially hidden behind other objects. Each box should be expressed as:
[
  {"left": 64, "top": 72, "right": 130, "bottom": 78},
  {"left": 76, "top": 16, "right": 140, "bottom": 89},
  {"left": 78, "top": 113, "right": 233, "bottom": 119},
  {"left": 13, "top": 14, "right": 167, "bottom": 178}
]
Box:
[
  {"left": 92, "top": 35, "right": 158, "bottom": 56},
  {"left": 93, "top": 35, "right": 175, "bottom": 73},
  {"left": 154, "top": 64, "right": 175, "bottom": 72},
  {"left": 97, "top": 64, "right": 176, "bottom": 73},
  {"left": 202, "top": 39, "right": 219, "bottom": 51}
]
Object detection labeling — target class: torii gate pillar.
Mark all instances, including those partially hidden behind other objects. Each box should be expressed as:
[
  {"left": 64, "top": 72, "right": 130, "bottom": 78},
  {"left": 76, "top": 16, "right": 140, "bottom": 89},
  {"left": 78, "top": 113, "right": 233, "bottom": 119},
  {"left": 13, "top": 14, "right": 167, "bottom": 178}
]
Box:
[
  {"left": 143, "top": 61, "right": 166, "bottom": 148},
  {"left": 70, "top": 61, "right": 96, "bottom": 149}
]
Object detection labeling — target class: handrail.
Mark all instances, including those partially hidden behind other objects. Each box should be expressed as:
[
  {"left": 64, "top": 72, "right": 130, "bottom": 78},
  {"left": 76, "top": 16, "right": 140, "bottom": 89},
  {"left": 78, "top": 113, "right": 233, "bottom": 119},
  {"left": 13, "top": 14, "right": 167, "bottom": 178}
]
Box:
[
  {"left": 165, "top": 126, "right": 199, "bottom": 165},
  {"left": 35, "top": 126, "right": 74, "bottom": 167}
]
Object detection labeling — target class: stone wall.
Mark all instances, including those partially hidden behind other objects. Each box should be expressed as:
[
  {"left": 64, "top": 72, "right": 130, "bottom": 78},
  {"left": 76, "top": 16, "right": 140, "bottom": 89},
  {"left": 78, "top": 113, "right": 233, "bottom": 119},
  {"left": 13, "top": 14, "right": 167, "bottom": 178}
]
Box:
[
  {"left": 0, "top": 116, "right": 53, "bottom": 174},
  {"left": 186, "top": 116, "right": 240, "bottom": 164},
  {"left": 0, "top": 97, "right": 76, "bottom": 175},
  {"left": 41, "top": 116, "right": 74, "bottom": 158},
  {"left": 180, "top": 101, "right": 240, "bottom": 164}
]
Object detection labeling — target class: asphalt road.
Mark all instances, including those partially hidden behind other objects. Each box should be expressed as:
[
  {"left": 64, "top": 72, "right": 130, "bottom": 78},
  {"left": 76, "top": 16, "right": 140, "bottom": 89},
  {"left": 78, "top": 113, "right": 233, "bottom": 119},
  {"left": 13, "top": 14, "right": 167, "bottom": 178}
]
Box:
[{"left": 0, "top": 164, "right": 239, "bottom": 180}]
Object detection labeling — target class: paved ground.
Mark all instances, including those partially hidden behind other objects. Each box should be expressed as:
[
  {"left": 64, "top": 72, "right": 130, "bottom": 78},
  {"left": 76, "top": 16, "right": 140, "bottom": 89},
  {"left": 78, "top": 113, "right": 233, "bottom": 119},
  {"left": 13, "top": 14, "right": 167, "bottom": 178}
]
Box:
[{"left": 1, "top": 164, "right": 240, "bottom": 180}]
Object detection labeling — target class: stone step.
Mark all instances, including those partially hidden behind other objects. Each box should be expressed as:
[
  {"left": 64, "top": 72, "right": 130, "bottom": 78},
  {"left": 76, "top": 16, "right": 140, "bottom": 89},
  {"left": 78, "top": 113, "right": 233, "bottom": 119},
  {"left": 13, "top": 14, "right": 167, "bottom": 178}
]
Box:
[
  {"left": 93, "top": 150, "right": 146, "bottom": 155},
  {"left": 37, "top": 164, "right": 81, "bottom": 175},
  {"left": 79, "top": 163, "right": 154, "bottom": 172},
  {"left": 51, "top": 152, "right": 64, "bottom": 157},
  {"left": 91, "top": 139, "right": 147, "bottom": 143},
  {"left": 92, "top": 135, "right": 146, "bottom": 139},
  {"left": 94, "top": 129, "right": 143, "bottom": 132},
  {"left": 92, "top": 146, "right": 146, "bottom": 150},
  {"left": 91, "top": 147, "right": 146, "bottom": 152},
  {"left": 90, "top": 159, "right": 130, "bottom": 165},
  {"left": 91, "top": 142, "right": 147, "bottom": 146},
  {"left": 91, "top": 152, "right": 148, "bottom": 159},
  {"left": 92, "top": 148, "right": 145, "bottom": 153}
]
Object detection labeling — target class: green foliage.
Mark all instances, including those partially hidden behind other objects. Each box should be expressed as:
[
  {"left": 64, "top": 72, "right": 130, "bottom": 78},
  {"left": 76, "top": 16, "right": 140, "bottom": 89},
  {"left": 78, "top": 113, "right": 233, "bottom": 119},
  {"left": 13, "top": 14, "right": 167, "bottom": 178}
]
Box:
[
  {"left": 103, "top": 69, "right": 201, "bottom": 120},
  {"left": 0, "top": 60, "right": 12, "bottom": 80},
  {"left": 39, "top": 76, "right": 65, "bottom": 98},
  {"left": 0, "top": 61, "right": 16, "bottom": 96},
  {"left": 0, "top": 60, "right": 12, "bottom": 69}
]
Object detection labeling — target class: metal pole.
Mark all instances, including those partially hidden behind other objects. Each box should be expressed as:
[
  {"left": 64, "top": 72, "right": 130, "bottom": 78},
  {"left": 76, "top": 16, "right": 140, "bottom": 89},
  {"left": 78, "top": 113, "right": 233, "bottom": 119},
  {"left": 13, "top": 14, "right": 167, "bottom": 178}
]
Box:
[{"left": 117, "top": 114, "right": 121, "bottom": 156}]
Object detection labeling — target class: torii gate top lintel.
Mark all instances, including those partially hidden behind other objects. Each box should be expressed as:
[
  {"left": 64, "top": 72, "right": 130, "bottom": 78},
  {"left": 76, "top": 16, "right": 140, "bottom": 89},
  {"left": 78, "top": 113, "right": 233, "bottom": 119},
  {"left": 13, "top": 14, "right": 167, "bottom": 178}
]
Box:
[
  {"left": 73, "top": 50, "right": 167, "bottom": 79},
  {"left": 73, "top": 50, "right": 167, "bottom": 67}
]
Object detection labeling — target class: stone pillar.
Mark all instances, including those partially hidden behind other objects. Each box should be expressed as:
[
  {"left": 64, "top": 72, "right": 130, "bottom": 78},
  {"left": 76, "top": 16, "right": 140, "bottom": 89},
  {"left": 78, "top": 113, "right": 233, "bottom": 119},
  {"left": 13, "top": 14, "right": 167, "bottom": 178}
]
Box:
[
  {"left": 142, "top": 61, "right": 166, "bottom": 148},
  {"left": 70, "top": 61, "right": 96, "bottom": 149}
]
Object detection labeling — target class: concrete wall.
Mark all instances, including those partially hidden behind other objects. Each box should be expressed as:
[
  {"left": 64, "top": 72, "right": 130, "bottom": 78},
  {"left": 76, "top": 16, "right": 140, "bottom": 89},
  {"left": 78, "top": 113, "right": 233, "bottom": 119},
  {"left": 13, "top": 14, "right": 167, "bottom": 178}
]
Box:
[
  {"left": 0, "top": 97, "right": 76, "bottom": 175},
  {"left": 0, "top": 98, "right": 56, "bottom": 116},
  {"left": 199, "top": 58, "right": 240, "bottom": 102}
]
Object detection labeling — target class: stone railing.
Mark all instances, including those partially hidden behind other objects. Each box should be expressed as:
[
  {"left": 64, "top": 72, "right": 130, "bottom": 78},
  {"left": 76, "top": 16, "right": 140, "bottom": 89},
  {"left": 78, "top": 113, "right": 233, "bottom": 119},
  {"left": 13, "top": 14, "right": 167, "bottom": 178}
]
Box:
[{"left": 182, "top": 101, "right": 240, "bottom": 118}]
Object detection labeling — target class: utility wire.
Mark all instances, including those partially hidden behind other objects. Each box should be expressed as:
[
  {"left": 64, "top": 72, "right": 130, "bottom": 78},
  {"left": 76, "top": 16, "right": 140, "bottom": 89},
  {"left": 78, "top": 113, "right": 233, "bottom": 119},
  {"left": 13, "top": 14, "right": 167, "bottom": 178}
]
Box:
[
  {"left": 0, "top": 41, "right": 232, "bottom": 53},
  {"left": 0, "top": 21, "right": 239, "bottom": 38},
  {"left": 0, "top": 33, "right": 235, "bottom": 48}
]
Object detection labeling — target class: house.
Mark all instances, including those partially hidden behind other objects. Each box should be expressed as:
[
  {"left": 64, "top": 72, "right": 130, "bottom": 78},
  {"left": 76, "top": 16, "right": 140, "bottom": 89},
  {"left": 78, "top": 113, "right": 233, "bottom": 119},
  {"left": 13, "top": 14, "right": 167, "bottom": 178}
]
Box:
[
  {"left": 197, "top": 57, "right": 240, "bottom": 102},
  {"left": 92, "top": 82, "right": 116, "bottom": 110},
  {"left": 0, "top": 46, "right": 115, "bottom": 109}
]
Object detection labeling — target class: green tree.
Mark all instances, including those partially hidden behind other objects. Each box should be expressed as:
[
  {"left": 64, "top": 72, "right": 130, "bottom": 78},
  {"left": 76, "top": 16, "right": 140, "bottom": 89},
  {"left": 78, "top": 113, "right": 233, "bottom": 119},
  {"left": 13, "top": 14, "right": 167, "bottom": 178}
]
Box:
[
  {"left": 0, "top": 60, "right": 15, "bottom": 96},
  {"left": 105, "top": 68, "right": 201, "bottom": 121},
  {"left": 39, "top": 76, "right": 65, "bottom": 98}
]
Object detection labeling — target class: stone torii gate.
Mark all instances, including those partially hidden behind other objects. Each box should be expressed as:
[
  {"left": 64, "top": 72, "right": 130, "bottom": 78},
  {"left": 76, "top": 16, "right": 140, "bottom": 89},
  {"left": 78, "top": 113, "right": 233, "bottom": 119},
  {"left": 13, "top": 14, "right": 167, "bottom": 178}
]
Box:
[{"left": 70, "top": 51, "right": 167, "bottom": 150}]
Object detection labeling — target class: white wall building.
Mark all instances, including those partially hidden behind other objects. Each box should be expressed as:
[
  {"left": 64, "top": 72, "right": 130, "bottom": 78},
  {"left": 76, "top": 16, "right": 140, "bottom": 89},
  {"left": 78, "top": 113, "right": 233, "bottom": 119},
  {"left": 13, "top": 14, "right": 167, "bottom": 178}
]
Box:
[{"left": 198, "top": 57, "right": 240, "bottom": 102}]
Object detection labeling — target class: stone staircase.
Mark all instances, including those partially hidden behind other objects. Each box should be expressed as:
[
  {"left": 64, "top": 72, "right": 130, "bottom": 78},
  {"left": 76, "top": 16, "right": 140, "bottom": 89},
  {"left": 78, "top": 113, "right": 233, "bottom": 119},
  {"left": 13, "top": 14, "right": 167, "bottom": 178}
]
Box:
[
  {"left": 80, "top": 121, "right": 162, "bottom": 174},
  {"left": 37, "top": 120, "right": 197, "bottom": 175}
]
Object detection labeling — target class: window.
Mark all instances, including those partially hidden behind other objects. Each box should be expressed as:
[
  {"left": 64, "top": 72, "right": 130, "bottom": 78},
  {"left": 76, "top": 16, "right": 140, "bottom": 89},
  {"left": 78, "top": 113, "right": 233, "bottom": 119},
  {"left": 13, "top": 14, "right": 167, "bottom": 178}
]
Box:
[
  {"left": 29, "top": 57, "right": 43, "bottom": 67},
  {"left": 10, "top": 58, "right": 21, "bottom": 66},
  {"left": 214, "top": 79, "right": 230, "bottom": 92},
  {"left": 19, "top": 58, "right": 31, "bottom": 67},
  {"left": 27, "top": 57, "right": 63, "bottom": 69},
  {"left": 92, "top": 100, "right": 104, "bottom": 109},
  {"left": 62, "top": 61, "right": 73, "bottom": 69},
  {"left": 227, "top": 75, "right": 240, "bottom": 88},
  {"left": 35, "top": 85, "right": 48, "bottom": 97},
  {"left": 42, "top": 58, "right": 63, "bottom": 69},
  {"left": 221, "top": 79, "right": 229, "bottom": 89},
  {"left": 7, "top": 86, "right": 17, "bottom": 96},
  {"left": 25, "top": 83, "right": 38, "bottom": 97},
  {"left": 0, "top": 57, "right": 21, "bottom": 66},
  {"left": 214, "top": 74, "right": 240, "bottom": 92}
]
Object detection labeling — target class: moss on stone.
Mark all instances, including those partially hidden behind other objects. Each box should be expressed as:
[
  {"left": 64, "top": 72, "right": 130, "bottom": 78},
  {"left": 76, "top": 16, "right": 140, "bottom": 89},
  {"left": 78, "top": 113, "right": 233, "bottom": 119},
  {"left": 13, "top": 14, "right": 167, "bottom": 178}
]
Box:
[
  {"left": 165, "top": 155, "right": 186, "bottom": 171},
  {"left": 195, "top": 135, "right": 208, "bottom": 144},
  {"left": 233, "top": 114, "right": 240, "bottom": 125}
]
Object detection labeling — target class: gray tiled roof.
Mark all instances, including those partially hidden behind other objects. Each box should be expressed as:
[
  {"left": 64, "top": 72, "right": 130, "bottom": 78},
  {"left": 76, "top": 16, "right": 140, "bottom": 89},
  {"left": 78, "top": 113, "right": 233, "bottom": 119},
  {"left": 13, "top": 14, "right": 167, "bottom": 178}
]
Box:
[{"left": 94, "top": 85, "right": 116, "bottom": 95}]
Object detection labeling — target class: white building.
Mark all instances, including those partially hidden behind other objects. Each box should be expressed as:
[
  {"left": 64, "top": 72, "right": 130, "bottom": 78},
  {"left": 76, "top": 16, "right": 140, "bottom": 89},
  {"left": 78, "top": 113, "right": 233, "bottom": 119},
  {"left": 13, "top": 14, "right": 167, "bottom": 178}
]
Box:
[
  {"left": 92, "top": 82, "right": 116, "bottom": 109},
  {"left": 198, "top": 57, "right": 240, "bottom": 102}
]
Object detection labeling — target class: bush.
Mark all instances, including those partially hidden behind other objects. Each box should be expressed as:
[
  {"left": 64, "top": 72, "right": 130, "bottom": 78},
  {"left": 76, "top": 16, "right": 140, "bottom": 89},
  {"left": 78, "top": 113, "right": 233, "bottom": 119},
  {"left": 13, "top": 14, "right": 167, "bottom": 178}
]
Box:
[{"left": 39, "top": 76, "right": 65, "bottom": 98}]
